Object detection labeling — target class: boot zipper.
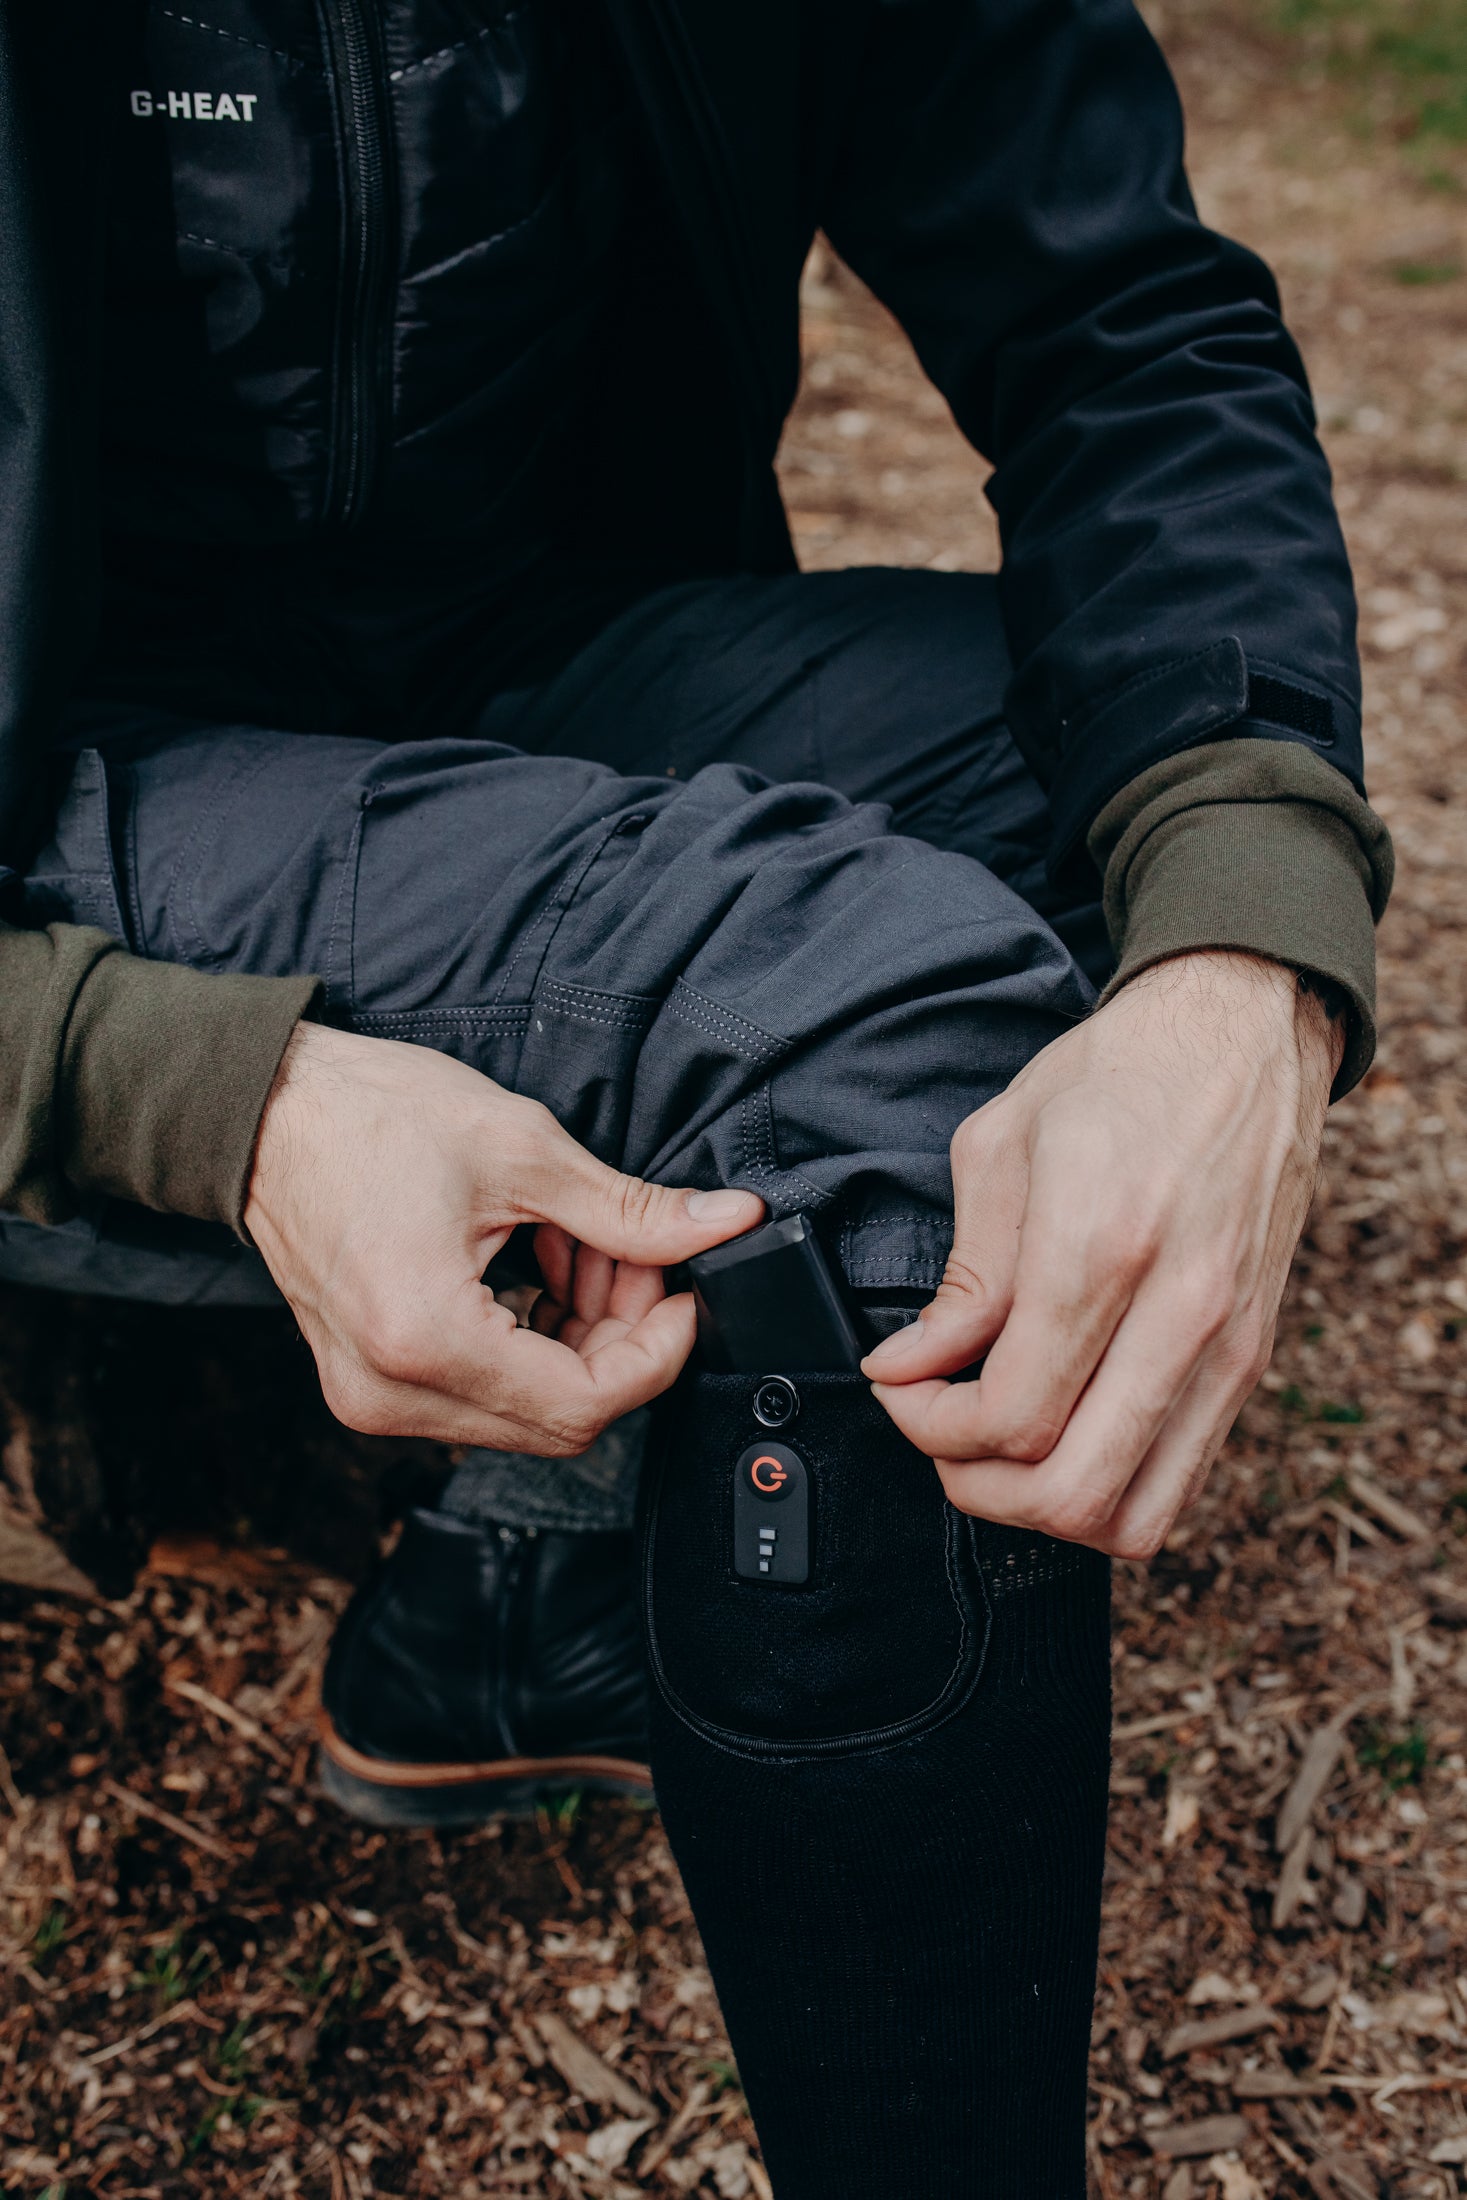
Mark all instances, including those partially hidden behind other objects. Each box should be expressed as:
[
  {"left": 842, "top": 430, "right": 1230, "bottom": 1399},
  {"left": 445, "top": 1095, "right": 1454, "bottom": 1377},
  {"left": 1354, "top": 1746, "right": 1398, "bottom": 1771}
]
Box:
[
  {"left": 493, "top": 1526, "right": 533, "bottom": 1758},
  {"left": 314, "top": 0, "right": 395, "bottom": 528}
]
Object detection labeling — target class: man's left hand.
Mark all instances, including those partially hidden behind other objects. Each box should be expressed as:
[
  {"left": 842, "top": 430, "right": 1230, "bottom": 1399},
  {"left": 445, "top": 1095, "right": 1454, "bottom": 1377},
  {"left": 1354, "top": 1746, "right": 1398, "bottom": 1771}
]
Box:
[{"left": 862, "top": 950, "right": 1343, "bottom": 1559}]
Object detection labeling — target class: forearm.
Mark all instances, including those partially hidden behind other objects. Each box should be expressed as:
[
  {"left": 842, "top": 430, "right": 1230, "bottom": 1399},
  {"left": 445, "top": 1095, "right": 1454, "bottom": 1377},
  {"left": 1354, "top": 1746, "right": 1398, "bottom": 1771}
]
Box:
[{"left": 0, "top": 919, "right": 319, "bottom": 1229}]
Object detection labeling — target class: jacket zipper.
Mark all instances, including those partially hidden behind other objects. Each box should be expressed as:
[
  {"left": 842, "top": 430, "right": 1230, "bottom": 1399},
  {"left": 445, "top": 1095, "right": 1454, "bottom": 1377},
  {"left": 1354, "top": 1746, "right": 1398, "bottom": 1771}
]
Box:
[
  {"left": 607, "top": 0, "right": 794, "bottom": 568},
  {"left": 314, "top": 0, "right": 395, "bottom": 529},
  {"left": 637, "top": 0, "right": 778, "bottom": 440}
]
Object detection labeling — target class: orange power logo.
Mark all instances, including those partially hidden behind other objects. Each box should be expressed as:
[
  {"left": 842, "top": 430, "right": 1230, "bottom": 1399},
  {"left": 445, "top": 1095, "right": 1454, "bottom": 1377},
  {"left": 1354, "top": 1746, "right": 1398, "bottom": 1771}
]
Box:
[{"left": 750, "top": 1455, "right": 789, "bottom": 1494}]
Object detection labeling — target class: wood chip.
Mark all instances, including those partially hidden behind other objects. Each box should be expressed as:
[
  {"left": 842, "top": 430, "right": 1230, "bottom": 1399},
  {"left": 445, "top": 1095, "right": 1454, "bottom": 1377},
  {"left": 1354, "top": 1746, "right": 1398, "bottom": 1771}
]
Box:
[
  {"left": 100, "top": 1777, "right": 233, "bottom": 1862},
  {"left": 1148, "top": 2115, "right": 1251, "bottom": 2159},
  {"left": 1273, "top": 1819, "right": 1315, "bottom": 1930},
  {"left": 534, "top": 2012, "right": 658, "bottom": 2122},
  {"left": 509, "top": 2013, "right": 545, "bottom": 2068},
  {"left": 1276, "top": 1719, "right": 1351, "bottom": 1855},
  {"left": 1345, "top": 1469, "right": 1430, "bottom": 1542},
  {"left": 1113, "top": 1710, "right": 1196, "bottom": 1742},
  {"left": 164, "top": 1673, "right": 291, "bottom": 1763},
  {"left": 1311, "top": 2154, "right": 1379, "bottom": 2200},
  {"left": 1332, "top": 1878, "right": 1367, "bottom": 1930},
  {"left": 1322, "top": 1498, "right": 1386, "bottom": 1548},
  {"left": 1294, "top": 1969, "right": 1341, "bottom": 2011},
  {"left": 1262, "top": 2069, "right": 1467, "bottom": 2099},
  {"left": 1424, "top": 1575, "right": 1467, "bottom": 1627},
  {"left": 1233, "top": 2072, "right": 1333, "bottom": 2100},
  {"left": 1164, "top": 2002, "right": 1282, "bottom": 2059}
]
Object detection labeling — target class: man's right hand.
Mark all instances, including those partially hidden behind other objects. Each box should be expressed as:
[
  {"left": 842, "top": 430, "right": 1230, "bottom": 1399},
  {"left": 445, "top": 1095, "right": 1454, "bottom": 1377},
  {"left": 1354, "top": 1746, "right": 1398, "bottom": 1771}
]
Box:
[{"left": 244, "top": 1022, "right": 763, "bottom": 1453}]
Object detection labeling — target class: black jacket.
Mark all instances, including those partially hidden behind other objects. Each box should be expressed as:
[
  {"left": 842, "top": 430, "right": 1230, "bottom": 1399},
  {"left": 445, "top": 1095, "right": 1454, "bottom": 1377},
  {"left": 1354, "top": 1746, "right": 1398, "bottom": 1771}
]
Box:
[{"left": 0, "top": 0, "right": 1361, "bottom": 887}]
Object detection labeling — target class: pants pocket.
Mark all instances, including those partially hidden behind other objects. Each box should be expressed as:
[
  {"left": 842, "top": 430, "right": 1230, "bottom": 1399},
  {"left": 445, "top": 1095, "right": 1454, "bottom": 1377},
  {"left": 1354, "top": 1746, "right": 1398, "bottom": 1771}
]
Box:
[
  {"left": 642, "top": 1371, "right": 988, "bottom": 1760},
  {"left": 21, "top": 750, "right": 132, "bottom": 944}
]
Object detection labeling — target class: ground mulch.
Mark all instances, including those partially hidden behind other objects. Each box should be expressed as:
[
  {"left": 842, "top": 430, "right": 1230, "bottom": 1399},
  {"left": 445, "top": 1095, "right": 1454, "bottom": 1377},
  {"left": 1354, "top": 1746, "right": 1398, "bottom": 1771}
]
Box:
[{"left": 4, "top": 5, "right": 1467, "bottom": 2194}]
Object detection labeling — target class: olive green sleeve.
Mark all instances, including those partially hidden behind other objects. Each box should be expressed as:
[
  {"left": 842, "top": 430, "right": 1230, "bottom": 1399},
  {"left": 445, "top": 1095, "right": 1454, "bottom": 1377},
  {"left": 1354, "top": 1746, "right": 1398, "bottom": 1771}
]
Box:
[
  {"left": 0, "top": 920, "right": 320, "bottom": 1232},
  {"left": 1089, "top": 739, "right": 1394, "bottom": 1098}
]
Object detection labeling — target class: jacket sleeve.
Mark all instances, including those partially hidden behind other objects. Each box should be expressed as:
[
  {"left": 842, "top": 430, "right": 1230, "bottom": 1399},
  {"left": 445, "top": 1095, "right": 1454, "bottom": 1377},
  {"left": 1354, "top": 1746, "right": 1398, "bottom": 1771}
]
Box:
[
  {"left": 1089, "top": 739, "right": 1392, "bottom": 1097},
  {"left": 819, "top": 0, "right": 1369, "bottom": 877},
  {"left": 0, "top": 921, "right": 320, "bottom": 1233}
]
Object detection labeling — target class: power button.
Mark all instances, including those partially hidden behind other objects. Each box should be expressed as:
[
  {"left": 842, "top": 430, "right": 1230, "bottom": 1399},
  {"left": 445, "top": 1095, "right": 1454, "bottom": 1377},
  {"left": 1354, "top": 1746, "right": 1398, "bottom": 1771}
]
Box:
[{"left": 733, "top": 1442, "right": 809, "bottom": 1584}]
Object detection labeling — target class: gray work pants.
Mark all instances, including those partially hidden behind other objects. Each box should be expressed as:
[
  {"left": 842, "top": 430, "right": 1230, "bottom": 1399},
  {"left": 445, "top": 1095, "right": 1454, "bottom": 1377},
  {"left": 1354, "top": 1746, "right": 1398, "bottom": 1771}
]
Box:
[{"left": 3, "top": 570, "right": 1104, "bottom": 1529}]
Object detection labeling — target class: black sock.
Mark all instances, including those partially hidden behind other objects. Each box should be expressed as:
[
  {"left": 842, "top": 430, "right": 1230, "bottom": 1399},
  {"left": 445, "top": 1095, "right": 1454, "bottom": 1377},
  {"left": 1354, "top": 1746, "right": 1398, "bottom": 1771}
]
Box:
[{"left": 641, "top": 1372, "right": 1110, "bottom": 2199}]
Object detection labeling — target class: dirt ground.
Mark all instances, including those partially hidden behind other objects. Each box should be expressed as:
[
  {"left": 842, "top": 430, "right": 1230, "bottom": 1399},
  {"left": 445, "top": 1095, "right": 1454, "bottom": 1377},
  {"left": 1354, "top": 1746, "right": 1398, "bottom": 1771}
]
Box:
[{"left": 5, "top": 5, "right": 1467, "bottom": 2195}]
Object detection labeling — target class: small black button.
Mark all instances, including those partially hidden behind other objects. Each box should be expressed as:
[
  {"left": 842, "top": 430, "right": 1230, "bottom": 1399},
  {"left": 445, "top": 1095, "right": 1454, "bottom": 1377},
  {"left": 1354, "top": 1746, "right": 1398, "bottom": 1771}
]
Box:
[{"left": 752, "top": 1374, "right": 800, "bottom": 1430}]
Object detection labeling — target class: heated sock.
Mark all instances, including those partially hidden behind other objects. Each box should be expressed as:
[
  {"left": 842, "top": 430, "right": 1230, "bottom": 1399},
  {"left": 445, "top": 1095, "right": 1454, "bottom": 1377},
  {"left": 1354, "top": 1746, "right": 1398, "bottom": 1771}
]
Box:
[{"left": 642, "top": 1372, "right": 1111, "bottom": 2199}]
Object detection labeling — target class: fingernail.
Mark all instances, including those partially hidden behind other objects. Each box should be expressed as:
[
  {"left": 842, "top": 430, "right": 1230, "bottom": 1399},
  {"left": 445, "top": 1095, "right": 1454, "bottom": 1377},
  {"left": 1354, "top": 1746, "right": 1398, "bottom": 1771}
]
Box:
[
  {"left": 864, "top": 1317, "right": 925, "bottom": 1367},
  {"left": 686, "top": 1188, "right": 760, "bottom": 1221}
]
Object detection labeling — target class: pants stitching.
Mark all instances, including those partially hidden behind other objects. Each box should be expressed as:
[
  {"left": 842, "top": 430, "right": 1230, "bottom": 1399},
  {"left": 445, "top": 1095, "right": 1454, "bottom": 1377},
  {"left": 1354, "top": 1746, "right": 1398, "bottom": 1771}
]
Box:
[
  {"left": 739, "top": 1084, "right": 830, "bottom": 1213},
  {"left": 490, "top": 822, "right": 624, "bottom": 1010},
  {"left": 351, "top": 1006, "right": 530, "bottom": 1029},
  {"left": 664, "top": 980, "right": 785, "bottom": 1064}
]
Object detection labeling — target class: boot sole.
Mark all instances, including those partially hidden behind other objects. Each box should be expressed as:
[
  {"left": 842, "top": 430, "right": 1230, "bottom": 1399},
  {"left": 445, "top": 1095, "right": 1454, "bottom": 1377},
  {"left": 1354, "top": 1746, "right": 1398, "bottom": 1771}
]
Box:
[{"left": 315, "top": 1708, "right": 654, "bottom": 1828}]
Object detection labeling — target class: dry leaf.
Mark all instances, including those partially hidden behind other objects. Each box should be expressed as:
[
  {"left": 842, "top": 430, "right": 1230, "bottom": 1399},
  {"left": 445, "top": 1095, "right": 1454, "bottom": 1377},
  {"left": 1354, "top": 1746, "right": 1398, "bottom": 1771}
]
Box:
[
  {"left": 1164, "top": 1784, "right": 1201, "bottom": 1849},
  {"left": 1207, "top": 2157, "right": 1265, "bottom": 2200},
  {"left": 584, "top": 2118, "right": 655, "bottom": 2171},
  {"left": 1188, "top": 1971, "right": 1247, "bottom": 2006},
  {"left": 710, "top": 2144, "right": 755, "bottom": 2197}
]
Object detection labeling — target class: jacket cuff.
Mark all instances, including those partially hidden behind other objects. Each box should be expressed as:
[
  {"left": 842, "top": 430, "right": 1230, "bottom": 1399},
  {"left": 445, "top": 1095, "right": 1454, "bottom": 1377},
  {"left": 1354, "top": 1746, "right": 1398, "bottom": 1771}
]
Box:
[
  {"left": 59, "top": 951, "right": 322, "bottom": 1231},
  {"left": 1089, "top": 740, "right": 1394, "bottom": 1099}
]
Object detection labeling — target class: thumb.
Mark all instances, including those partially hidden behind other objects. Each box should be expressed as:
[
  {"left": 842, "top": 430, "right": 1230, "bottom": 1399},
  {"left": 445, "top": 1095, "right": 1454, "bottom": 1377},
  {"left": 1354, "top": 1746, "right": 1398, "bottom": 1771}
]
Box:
[
  {"left": 517, "top": 1120, "right": 764, "bottom": 1266},
  {"left": 862, "top": 1104, "right": 1025, "bottom": 1385},
  {"left": 860, "top": 1254, "right": 1010, "bottom": 1385}
]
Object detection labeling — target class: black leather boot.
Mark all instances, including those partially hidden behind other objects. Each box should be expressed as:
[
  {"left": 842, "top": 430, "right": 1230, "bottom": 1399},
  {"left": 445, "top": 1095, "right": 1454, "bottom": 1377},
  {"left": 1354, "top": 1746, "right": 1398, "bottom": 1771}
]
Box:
[{"left": 316, "top": 1508, "right": 652, "bottom": 1826}]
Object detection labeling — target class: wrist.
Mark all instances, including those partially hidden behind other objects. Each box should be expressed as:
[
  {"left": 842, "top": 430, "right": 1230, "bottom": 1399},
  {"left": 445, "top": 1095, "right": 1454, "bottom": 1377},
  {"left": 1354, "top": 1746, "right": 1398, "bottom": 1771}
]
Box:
[
  {"left": 245, "top": 1018, "right": 335, "bottom": 1236},
  {"left": 1112, "top": 948, "right": 1342, "bottom": 1093}
]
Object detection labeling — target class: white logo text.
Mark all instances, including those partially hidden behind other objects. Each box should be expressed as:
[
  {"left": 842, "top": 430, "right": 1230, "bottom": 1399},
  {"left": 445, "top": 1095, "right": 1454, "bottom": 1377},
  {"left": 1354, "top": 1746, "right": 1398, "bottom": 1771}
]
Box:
[{"left": 130, "top": 90, "right": 259, "bottom": 122}]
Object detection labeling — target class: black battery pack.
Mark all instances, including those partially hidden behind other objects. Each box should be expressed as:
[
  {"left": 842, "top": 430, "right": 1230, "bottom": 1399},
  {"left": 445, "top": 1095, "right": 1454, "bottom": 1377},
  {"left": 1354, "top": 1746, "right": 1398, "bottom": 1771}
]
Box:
[{"left": 686, "top": 1213, "right": 863, "bottom": 1374}]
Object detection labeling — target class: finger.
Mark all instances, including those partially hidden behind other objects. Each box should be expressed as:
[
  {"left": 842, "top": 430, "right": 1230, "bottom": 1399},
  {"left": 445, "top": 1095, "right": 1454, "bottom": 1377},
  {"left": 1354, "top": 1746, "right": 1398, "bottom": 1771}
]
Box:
[
  {"left": 606, "top": 1257, "right": 667, "bottom": 1325},
  {"left": 510, "top": 1111, "right": 764, "bottom": 1265},
  {"left": 877, "top": 1144, "right": 1151, "bottom": 1463},
  {"left": 571, "top": 1243, "right": 616, "bottom": 1329},
  {"left": 346, "top": 1286, "right": 699, "bottom": 1452},
  {"left": 495, "top": 1289, "right": 700, "bottom": 1438},
  {"left": 532, "top": 1222, "right": 577, "bottom": 1309},
  {"left": 1097, "top": 1346, "right": 1262, "bottom": 1561},
  {"left": 862, "top": 1103, "right": 1026, "bottom": 1385},
  {"left": 556, "top": 1258, "right": 664, "bottom": 1352},
  {"left": 888, "top": 1256, "right": 1225, "bottom": 1537},
  {"left": 530, "top": 1289, "right": 567, "bottom": 1337}
]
